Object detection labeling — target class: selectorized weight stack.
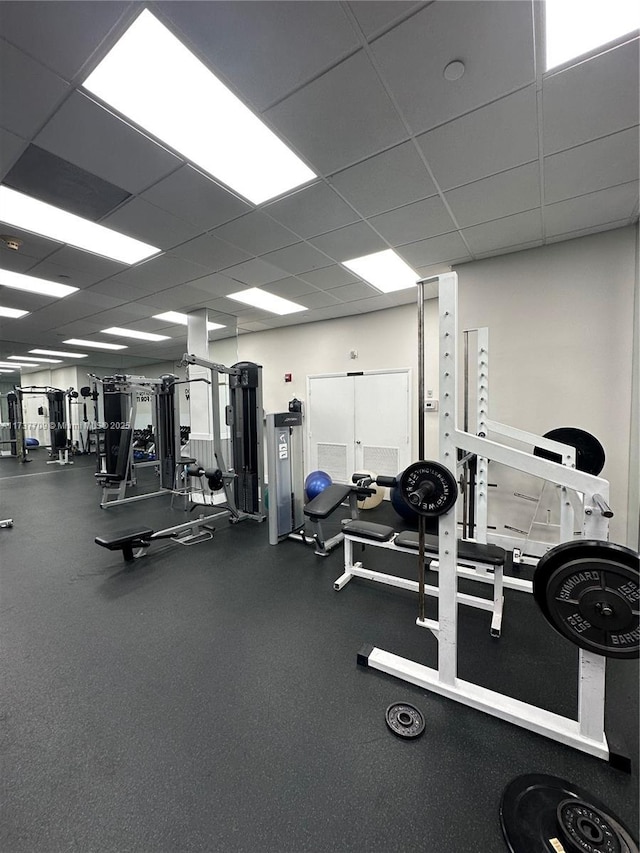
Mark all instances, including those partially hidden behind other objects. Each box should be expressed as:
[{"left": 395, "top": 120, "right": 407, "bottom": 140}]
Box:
[{"left": 265, "top": 410, "right": 305, "bottom": 545}]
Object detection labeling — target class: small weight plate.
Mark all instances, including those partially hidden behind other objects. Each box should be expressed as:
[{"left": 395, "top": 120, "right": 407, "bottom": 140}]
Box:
[
  {"left": 557, "top": 799, "right": 622, "bottom": 853},
  {"left": 500, "top": 774, "right": 638, "bottom": 853},
  {"left": 533, "top": 541, "right": 639, "bottom": 660},
  {"left": 385, "top": 702, "right": 425, "bottom": 739},
  {"left": 398, "top": 461, "right": 457, "bottom": 517},
  {"left": 533, "top": 427, "right": 606, "bottom": 476}
]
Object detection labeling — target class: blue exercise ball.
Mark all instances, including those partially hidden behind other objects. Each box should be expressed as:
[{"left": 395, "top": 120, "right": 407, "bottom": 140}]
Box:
[
  {"left": 305, "top": 470, "right": 332, "bottom": 501},
  {"left": 25, "top": 437, "right": 40, "bottom": 447}
]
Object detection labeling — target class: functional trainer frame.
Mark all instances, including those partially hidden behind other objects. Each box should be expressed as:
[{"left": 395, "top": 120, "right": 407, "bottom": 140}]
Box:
[{"left": 358, "top": 272, "right": 626, "bottom": 768}]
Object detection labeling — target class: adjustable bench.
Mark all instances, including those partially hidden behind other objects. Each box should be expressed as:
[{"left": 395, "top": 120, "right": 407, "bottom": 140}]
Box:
[
  {"left": 295, "top": 483, "right": 371, "bottom": 557},
  {"left": 335, "top": 519, "right": 507, "bottom": 636}
]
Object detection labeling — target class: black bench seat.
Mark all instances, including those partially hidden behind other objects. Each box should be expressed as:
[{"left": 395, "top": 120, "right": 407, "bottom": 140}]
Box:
[
  {"left": 304, "top": 484, "right": 353, "bottom": 520},
  {"left": 395, "top": 531, "right": 505, "bottom": 566},
  {"left": 95, "top": 527, "right": 155, "bottom": 562}
]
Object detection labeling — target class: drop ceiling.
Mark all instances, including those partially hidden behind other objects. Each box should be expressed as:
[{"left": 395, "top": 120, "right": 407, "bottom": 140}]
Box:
[{"left": 0, "top": 1, "right": 638, "bottom": 371}]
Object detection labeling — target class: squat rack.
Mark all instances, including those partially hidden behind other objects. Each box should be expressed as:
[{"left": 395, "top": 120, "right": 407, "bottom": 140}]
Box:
[{"left": 358, "top": 271, "right": 626, "bottom": 767}]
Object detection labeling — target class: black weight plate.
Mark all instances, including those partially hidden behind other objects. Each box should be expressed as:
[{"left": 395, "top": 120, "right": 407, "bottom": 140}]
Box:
[
  {"left": 385, "top": 702, "right": 425, "bottom": 739},
  {"left": 398, "top": 460, "right": 457, "bottom": 517},
  {"left": 500, "top": 774, "right": 638, "bottom": 853},
  {"left": 533, "top": 541, "right": 640, "bottom": 660},
  {"left": 533, "top": 427, "right": 606, "bottom": 476},
  {"left": 557, "top": 799, "right": 622, "bottom": 853}
]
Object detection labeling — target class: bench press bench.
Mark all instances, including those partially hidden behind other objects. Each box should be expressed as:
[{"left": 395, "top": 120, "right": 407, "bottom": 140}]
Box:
[
  {"left": 335, "top": 519, "right": 507, "bottom": 636},
  {"left": 289, "top": 482, "right": 373, "bottom": 556}
]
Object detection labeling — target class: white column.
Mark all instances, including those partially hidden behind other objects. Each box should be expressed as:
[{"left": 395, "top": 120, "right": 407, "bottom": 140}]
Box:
[{"left": 187, "top": 310, "right": 213, "bottom": 441}]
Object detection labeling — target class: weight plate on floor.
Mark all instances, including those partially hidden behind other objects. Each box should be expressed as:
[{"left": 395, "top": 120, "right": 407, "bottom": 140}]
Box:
[
  {"left": 533, "top": 540, "right": 639, "bottom": 660},
  {"left": 499, "top": 774, "right": 638, "bottom": 853},
  {"left": 398, "top": 461, "right": 457, "bottom": 517},
  {"left": 533, "top": 427, "right": 606, "bottom": 476},
  {"left": 385, "top": 702, "right": 425, "bottom": 739},
  {"left": 557, "top": 799, "right": 622, "bottom": 853}
]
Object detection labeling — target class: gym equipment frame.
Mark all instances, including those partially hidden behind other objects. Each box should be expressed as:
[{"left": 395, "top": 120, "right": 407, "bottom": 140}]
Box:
[{"left": 357, "top": 272, "right": 635, "bottom": 768}]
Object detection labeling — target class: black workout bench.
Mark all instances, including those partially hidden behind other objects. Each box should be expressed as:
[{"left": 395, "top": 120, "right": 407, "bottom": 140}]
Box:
[
  {"left": 95, "top": 527, "right": 154, "bottom": 562},
  {"left": 335, "top": 519, "right": 507, "bottom": 636},
  {"left": 298, "top": 483, "right": 373, "bottom": 556}
]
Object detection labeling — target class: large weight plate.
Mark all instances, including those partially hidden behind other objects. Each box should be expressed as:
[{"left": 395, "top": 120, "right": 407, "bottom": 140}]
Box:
[
  {"left": 500, "top": 774, "right": 638, "bottom": 853},
  {"left": 385, "top": 702, "right": 425, "bottom": 739},
  {"left": 398, "top": 461, "right": 457, "bottom": 517},
  {"left": 533, "top": 541, "right": 639, "bottom": 660},
  {"left": 557, "top": 799, "right": 622, "bottom": 853},
  {"left": 533, "top": 427, "right": 606, "bottom": 476}
]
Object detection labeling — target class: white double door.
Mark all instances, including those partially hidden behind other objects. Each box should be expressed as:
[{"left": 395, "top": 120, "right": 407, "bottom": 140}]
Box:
[{"left": 306, "top": 369, "right": 411, "bottom": 484}]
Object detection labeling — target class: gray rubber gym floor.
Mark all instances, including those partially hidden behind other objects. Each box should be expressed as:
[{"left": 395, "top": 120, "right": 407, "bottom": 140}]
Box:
[{"left": 1, "top": 451, "right": 638, "bottom": 852}]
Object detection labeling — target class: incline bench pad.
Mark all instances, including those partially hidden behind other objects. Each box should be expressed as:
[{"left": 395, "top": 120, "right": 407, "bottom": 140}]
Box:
[
  {"left": 342, "top": 520, "right": 396, "bottom": 542},
  {"left": 395, "top": 531, "right": 505, "bottom": 566},
  {"left": 304, "top": 484, "right": 353, "bottom": 519},
  {"left": 95, "top": 527, "right": 155, "bottom": 550}
]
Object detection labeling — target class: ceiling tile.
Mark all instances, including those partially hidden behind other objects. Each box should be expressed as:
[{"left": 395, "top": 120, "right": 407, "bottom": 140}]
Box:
[
  {"left": 35, "top": 92, "right": 181, "bottom": 194},
  {"left": 171, "top": 234, "right": 252, "bottom": 271},
  {"left": 396, "top": 232, "right": 471, "bottom": 267},
  {"left": 266, "top": 277, "right": 320, "bottom": 299},
  {"left": 0, "top": 1, "right": 130, "bottom": 81},
  {"left": 475, "top": 239, "right": 543, "bottom": 260},
  {"left": 186, "top": 273, "right": 243, "bottom": 300},
  {"left": 37, "top": 246, "right": 127, "bottom": 279},
  {"left": 347, "top": 294, "right": 396, "bottom": 313},
  {"left": 543, "top": 38, "right": 640, "bottom": 154},
  {"left": 138, "top": 283, "right": 222, "bottom": 312},
  {"left": 161, "top": 1, "right": 359, "bottom": 111},
  {"left": 462, "top": 209, "right": 542, "bottom": 255},
  {"left": 329, "top": 141, "right": 437, "bottom": 217},
  {"left": 141, "top": 165, "right": 251, "bottom": 231},
  {"left": 265, "top": 51, "right": 408, "bottom": 175},
  {"left": 105, "top": 253, "right": 211, "bottom": 292},
  {"left": 370, "top": 0, "right": 535, "bottom": 134},
  {"left": 223, "top": 258, "right": 287, "bottom": 286},
  {"left": 298, "top": 265, "right": 359, "bottom": 288},
  {"left": 0, "top": 127, "right": 28, "bottom": 180},
  {"left": 348, "top": 2, "right": 424, "bottom": 39},
  {"left": 417, "top": 87, "right": 539, "bottom": 191},
  {"left": 296, "top": 290, "right": 342, "bottom": 310},
  {"left": 264, "top": 182, "right": 359, "bottom": 238},
  {"left": 309, "top": 222, "right": 386, "bottom": 261},
  {"left": 212, "top": 211, "right": 298, "bottom": 256},
  {"left": 544, "top": 127, "right": 640, "bottom": 204},
  {"left": 369, "top": 196, "right": 456, "bottom": 245},
  {"left": 26, "top": 257, "right": 118, "bottom": 289},
  {"left": 445, "top": 162, "right": 541, "bottom": 229},
  {"left": 0, "top": 41, "right": 70, "bottom": 138},
  {"left": 0, "top": 249, "right": 48, "bottom": 274},
  {"left": 0, "top": 226, "right": 62, "bottom": 262},
  {"left": 328, "top": 281, "right": 380, "bottom": 302},
  {"left": 261, "top": 242, "right": 332, "bottom": 275},
  {"left": 544, "top": 182, "right": 639, "bottom": 237},
  {"left": 102, "top": 197, "right": 199, "bottom": 250},
  {"left": 546, "top": 219, "right": 632, "bottom": 245}
]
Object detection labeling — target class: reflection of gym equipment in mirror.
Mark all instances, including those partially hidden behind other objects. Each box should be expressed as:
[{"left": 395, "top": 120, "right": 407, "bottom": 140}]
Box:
[
  {"left": 266, "top": 408, "right": 376, "bottom": 556},
  {"left": 95, "top": 356, "right": 265, "bottom": 564},
  {"left": 7, "top": 386, "right": 84, "bottom": 465},
  {"left": 356, "top": 272, "right": 638, "bottom": 768},
  {"left": 458, "top": 327, "right": 612, "bottom": 565}
]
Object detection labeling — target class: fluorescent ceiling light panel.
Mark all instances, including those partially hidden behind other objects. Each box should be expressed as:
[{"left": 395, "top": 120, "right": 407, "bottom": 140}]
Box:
[
  {"left": 227, "top": 288, "right": 306, "bottom": 316},
  {"left": 83, "top": 10, "right": 316, "bottom": 204},
  {"left": 545, "top": 0, "right": 639, "bottom": 70},
  {"left": 153, "top": 311, "right": 225, "bottom": 331},
  {"left": 63, "top": 339, "right": 128, "bottom": 350},
  {"left": 0, "top": 361, "right": 40, "bottom": 367},
  {"left": 101, "top": 326, "right": 170, "bottom": 341},
  {"left": 30, "top": 349, "right": 88, "bottom": 358},
  {"left": 343, "top": 249, "right": 419, "bottom": 293},
  {"left": 0, "top": 267, "right": 78, "bottom": 298},
  {"left": 0, "top": 186, "right": 159, "bottom": 265},
  {"left": 8, "top": 355, "right": 61, "bottom": 363},
  {"left": 0, "top": 368, "right": 17, "bottom": 373},
  {"left": 0, "top": 306, "right": 29, "bottom": 318}
]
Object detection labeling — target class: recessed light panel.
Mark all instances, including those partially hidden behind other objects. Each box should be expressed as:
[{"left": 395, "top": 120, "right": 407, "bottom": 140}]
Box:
[
  {"left": 0, "top": 267, "right": 78, "bottom": 298},
  {"left": 8, "top": 355, "right": 61, "bottom": 363},
  {"left": 545, "top": 0, "right": 639, "bottom": 70},
  {"left": 0, "top": 186, "right": 160, "bottom": 264},
  {"left": 0, "top": 306, "right": 29, "bottom": 318},
  {"left": 153, "top": 311, "right": 225, "bottom": 331},
  {"left": 343, "top": 249, "right": 419, "bottom": 293},
  {"left": 0, "top": 361, "right": 40, "bottom": 367},
  {"left": 63, "top": 339, "right": 128, "bottom": 350},
  {"left": 83, "top": 9, "right": 316, "bottom": 205},
  {"left": 227, "top": 288, "right": 306, "bottom": 316},
  {"left": 101, "top": 327, "right": 170, "bottom": 341},
  {"left": 29, "top": 349, "right": 89, "bottom": 358}
]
